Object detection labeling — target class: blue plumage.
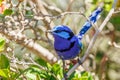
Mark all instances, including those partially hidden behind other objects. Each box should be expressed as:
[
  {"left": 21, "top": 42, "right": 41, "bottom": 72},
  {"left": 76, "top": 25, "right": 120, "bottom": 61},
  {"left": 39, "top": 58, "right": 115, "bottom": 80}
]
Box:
[
  {"left": 78, "top": 7, "right": 102, "bottom": 39},
  {"left": 52, "top": 25, "right": 82, "bottom": 59},
  {"left": 48, "top": 7, "right": 102, "bottom": 60}
]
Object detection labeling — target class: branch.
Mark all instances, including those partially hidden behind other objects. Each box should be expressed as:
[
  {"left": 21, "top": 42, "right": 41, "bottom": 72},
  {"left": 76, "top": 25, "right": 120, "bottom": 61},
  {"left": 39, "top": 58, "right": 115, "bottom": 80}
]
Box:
[
  {"left": 33, "top": 0, "right": 55, "bottom": 29},
  {"left": 109, "top": 41, "right": 120, "bottom": 48},
  {"left": 0, "top": 30, "right": 57, "bottom": 64},
  {"left": 62, "top": 4, "right": 115, "bottom": 80}
]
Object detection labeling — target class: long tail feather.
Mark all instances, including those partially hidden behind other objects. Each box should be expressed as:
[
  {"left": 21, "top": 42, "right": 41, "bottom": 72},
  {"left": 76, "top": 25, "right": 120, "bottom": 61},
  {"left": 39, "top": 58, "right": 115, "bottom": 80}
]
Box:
[{"left": 78, "top": 7, "right": 103, "bottom": 40}]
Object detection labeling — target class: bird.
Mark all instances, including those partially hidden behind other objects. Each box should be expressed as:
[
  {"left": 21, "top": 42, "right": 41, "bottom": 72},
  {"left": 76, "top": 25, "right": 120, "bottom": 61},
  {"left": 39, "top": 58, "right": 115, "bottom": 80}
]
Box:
[{"left": 47, "top": 7, "right": 103, "bottom": 60}]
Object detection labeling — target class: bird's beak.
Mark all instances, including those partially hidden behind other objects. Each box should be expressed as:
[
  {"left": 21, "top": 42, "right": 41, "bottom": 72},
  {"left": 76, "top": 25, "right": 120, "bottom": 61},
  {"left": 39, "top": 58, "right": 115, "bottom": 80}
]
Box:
[{"left": 46, "top": 30, "right": 53, "bottom": 33}]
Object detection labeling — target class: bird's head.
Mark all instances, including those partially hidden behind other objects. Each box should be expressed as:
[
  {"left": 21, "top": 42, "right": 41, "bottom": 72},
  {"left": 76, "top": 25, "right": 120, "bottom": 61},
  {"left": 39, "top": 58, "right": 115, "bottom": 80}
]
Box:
[{"left": 47, "top": 25, "right": 74, "bottom": 39}]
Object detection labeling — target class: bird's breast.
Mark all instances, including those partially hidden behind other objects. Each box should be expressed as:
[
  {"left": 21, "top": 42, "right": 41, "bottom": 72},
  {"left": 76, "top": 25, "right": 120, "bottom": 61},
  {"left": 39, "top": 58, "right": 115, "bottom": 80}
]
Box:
[
  {"left": 54, "top": 35, "right": 82, "bottom": 59},
  {"left": 54, "top": 35, "right": 72, "bottom": 51}
]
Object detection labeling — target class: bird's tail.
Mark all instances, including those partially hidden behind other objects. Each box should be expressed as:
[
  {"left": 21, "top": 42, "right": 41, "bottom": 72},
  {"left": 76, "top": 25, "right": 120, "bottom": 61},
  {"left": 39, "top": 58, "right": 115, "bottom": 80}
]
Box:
[{"left": 77, "top": 5, "right": 103, "bottom": 40}]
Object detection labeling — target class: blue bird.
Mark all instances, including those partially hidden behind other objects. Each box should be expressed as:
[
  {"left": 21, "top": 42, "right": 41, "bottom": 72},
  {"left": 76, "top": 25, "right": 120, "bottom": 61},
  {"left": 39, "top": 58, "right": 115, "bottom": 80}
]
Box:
[{"left": 47, "top": 7, "right": 102, "bottom": 60}]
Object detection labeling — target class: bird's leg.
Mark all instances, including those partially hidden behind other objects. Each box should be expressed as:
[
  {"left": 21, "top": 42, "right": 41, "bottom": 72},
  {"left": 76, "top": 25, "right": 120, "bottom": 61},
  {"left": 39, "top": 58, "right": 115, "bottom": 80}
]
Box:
[
  {"left": 77, "top": 57, "right": 82, "bottom": 65},
  {"left": 62, "top": 59, "right": 68, "bottom": 80},
  {"left": 77, "top": 47, "right": 83, "bottom": 65}
]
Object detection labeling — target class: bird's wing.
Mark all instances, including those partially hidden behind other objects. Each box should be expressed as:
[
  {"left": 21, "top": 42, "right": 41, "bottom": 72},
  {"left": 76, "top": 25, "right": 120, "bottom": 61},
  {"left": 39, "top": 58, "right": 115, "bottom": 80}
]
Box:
[{"left": 54, "top": 37, "right": 75, "bottom": 52}]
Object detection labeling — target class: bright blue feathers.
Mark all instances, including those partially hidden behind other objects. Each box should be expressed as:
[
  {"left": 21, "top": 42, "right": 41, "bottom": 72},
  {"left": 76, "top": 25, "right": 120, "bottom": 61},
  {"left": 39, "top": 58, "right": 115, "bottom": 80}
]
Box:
[
  {"left": 78, "top": 7, "right": 102, "bottom": 39},
  {"left": 52, "top": 25, "right": 82, "bottom": 59},
  {"left": 50, "top": 7, "right": 103, "bottom": 60},
  {"left": 52, "top": 25, "right": 74, "bottom": 39}
]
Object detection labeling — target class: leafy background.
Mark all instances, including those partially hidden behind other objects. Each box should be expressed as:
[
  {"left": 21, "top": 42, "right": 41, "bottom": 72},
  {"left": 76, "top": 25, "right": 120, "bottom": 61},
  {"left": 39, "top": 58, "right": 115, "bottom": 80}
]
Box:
[{"left": 0, "top": 0, "right": 120, "bottom": 80}]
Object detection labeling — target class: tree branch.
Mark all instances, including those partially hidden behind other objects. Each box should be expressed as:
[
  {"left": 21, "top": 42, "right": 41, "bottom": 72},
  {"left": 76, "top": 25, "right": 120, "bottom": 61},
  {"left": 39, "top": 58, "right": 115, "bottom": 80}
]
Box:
[
  {"left": 0, "top": 30, "right": 57, "bottom": 64},
  {"left": 33, "top": 0, "right": 55, "bottom": 29}
]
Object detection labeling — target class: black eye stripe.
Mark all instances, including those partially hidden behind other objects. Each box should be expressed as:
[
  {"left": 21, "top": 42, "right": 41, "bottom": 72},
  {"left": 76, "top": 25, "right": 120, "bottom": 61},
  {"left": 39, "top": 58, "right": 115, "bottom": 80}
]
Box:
[
  {"left": 54, "top": 30, "right": 74, "bottom": 40},
  {"left": 54, "top": 30, "right": 74, "bottom": 36},
  {"left": 54, "top": 30, "right": 62, "bottom": 33}
]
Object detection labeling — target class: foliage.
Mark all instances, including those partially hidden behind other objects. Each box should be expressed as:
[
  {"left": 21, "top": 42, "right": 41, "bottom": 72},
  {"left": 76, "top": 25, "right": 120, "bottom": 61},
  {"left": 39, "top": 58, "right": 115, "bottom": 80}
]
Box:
[
  {"left": 0, "top": 0, "right": 3, "bottom": 6},
  {"left": 0, "top": 0, "right": 120, "bottom": 80},
  {"left": 0, "top": 54, "right": 22, "bottom": 80},
  {"left": 3, "top": 9, "right": 13, "bottom": 16},
  {"left": 0, "top": 38, "right": 5, "bottom": 52},
  {"left": 0, "top": 53, "right": 93, "bottom": 80}
]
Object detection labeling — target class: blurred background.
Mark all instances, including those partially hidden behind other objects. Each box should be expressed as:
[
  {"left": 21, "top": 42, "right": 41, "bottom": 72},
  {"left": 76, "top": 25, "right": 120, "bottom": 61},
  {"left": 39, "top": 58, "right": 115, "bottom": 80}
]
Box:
[{"left": 0, "top": 0, "right": 120, "bottom": 80}]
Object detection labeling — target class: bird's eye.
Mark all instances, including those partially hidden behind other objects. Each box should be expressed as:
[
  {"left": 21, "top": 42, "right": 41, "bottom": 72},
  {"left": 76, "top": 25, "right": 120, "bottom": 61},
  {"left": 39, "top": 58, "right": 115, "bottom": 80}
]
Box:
[{"left": 54, "top": 30, "right": 61, "bottom": 33}]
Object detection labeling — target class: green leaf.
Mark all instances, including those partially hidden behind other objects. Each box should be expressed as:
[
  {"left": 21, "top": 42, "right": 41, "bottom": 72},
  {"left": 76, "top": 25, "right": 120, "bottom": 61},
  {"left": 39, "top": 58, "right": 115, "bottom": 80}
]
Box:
[
  {"left": 0, "top": 69, "right": 9, "bottom": 78},
  {"left": 39, "top": 73, "right": 47, "bottom": 79},
  {"left": 36, "top": 74, "right": 42, "bottom": 80},
  {"left": 46, "top": 63, "right": 52, "bottom": 71},
  {"left": 52, "top": 63, "right": 61, "bottom": 74},
  {"left": 0, "top": 0, "right": 3, "bottom": 5},
  {"left": 3, "top": 9, "right": 13, "bottom": 16},
  {"left": 0, "top": 14, "right": 5, "bottom": 18},
  {"left": 35, "top": 58, "right": 47, "bottom": 67},
  {"left": 110, "top": 15, "right": 120, "bottom": 31},
  {"left": 80, "top": 71, "right": 93, "bottom": 80},
  {"left": 73, "top": 71, "right": 93, "bottom": 80},
  {"left": 26, "top": 10, "right": 33, "bottom": 18},
  {"left": 10, "top": 71, "right": 18, "bottom": 79},
  {"left": 0, "top": 54, "right": 10, "bottom": 69},
  {"left": 25, "top": 71, "right": 37, "bottom": 80},
  {"left": 95, "top": 51, "right": 104, "bottom": 63},
  {"left": 80, "top": 76, "right": 89, "bottom": 80},
  {"left": 0, "top": 38, "right": 5, "bottom": 52}
]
